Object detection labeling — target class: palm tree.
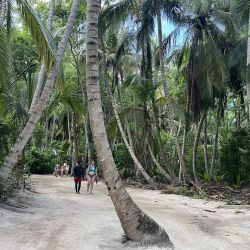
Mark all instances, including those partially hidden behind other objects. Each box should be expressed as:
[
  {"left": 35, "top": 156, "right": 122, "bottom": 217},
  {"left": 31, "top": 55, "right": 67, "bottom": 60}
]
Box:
[
  {"left": 86, "top": 0, "right": 172, "bottom": 246},
  {"left": 29, "top": 0, "right": 55, "bottom": 112},
  {"left": 0, "top": 0, "right": 80, "bottom": 180},
  {"left": 0, "top": 0, "right": 7, "bottom": 28},
  {"left": 233, "top": 0, "right": 250, "bottom": 120},
  {"left": 128, "top": 0, "right": 187, "bottom": 182},
  {"left": 165, "top": 0, "right": 233, "bottom": 180},
  {"left": 101, "top": 45, "right": 158, "bottom": 188}
]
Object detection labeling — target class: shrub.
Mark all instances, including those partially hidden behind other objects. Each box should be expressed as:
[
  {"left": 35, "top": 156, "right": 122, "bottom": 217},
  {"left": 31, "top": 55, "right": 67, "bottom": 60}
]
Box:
[
  {"left": 113, "top": 143, "right": 135, "bottom": 178},
  {"left": 220, "top": 129, "right": 250, "bottom": 185},
  {"left": 25, "top": 147, "right": 57, "bottom": 174}
]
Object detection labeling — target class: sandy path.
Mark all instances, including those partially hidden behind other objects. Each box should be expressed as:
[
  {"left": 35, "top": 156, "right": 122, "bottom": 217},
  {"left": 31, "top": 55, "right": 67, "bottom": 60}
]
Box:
[{"left": 0, "top": 175, "right": 249, "bottom": 250}]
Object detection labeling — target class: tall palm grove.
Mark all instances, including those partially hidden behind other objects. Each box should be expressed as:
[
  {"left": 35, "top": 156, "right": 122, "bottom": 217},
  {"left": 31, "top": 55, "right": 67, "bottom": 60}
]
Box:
[{"left": 0, "top": 0, "right": 250, "bottom": 246}]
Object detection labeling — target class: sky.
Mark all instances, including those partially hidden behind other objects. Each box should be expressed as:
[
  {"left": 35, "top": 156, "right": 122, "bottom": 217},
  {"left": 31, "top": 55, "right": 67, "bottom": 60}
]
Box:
[{"left": 158, "top": 19, "right": 185, "bottom": 48}]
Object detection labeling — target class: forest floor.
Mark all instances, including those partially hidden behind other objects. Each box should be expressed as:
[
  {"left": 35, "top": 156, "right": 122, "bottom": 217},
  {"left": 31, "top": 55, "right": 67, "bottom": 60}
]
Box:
[{"left": 0, "top": 175, "right": 249, "bottom": 250}]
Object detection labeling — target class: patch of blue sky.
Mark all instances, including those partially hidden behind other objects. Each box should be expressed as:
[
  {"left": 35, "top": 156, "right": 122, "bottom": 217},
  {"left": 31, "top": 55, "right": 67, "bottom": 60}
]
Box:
[{"left": 155, "top": 18, "right": 186, "bottom": 48}]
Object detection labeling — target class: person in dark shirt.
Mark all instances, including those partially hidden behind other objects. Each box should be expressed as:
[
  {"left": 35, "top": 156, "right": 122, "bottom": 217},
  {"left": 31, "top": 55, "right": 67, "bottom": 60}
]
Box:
[{"left": 73, "top": 161, "right": 85, "bottom": 194}]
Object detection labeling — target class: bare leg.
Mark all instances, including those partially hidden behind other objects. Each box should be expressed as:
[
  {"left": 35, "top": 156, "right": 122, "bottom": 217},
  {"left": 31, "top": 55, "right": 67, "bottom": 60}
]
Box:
[
  {"left": 90, "top": 176, "right": 95, "bottom": 194},
  {"left": 87, "top": 175, "right": 91, "bottom": 193}
]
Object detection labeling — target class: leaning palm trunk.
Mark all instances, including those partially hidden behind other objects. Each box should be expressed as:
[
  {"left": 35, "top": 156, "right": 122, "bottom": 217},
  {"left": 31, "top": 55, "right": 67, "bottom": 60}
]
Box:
[
  {"left": 156, "top": 6, "right": 186, "bottom": 182},
  {"left": 29, "top": 0, "right": 55, "bottom": 112},
  {"left": 0, "top": 0, "right": 7, "bottom": 28},
  {"left": 152, "top": 98, "right": 174, "bottom": 179},
  {"left": 210, "top": 101, "right": 222, "bottom": 177},
  {"left": 102, "top": 60, "right": 158, "bottom": 189},
  {"left": 247, "top": 10, "right": 250, "bottom": 121},
  {"left": 192, "top": 111, "right": 206, "bottom": 184},
  {"left": 86, "top": 0, "right": 172, "bottom": 246},
  {"left": 147, "top": 142, "right": 172, "bottom": 183},
  {"left": 0, "top": 0, "right": 80, "bottom": 180}
]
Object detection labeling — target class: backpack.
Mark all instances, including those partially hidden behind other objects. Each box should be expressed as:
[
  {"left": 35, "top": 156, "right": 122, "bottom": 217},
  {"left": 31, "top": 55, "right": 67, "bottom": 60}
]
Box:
[{"left": 74, "top": 166, "right": 83, "bottom": 177}]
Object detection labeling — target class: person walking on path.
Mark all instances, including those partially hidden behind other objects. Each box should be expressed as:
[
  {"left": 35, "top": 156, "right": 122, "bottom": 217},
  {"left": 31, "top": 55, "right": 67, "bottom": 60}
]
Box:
[
  {"left": 73, "top": 161, "right": 84, "bottom": 194},
  {"left": 65, "top": 161, "right": 69, "bottom": 177},
  {"left": 86, "top": 160, "right": 97, "bottom": 194},
  {"left": 54, "top": 162, "right": 60, "bottom": 177}
]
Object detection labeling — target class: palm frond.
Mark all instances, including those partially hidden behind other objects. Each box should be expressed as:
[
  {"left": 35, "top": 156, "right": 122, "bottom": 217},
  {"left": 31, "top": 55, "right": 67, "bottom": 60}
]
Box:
[
  {"left": 99, "top": 0, "right": 137, "bottom": 38},
  {"left": 0, "top": 27, "right": 11, "bottom": 91},
  {"left": 162, "top": 26, "right": 181, "bottom": 54},
  {"left": 15, "top": 0, "right": 57, "bottom": 69}
]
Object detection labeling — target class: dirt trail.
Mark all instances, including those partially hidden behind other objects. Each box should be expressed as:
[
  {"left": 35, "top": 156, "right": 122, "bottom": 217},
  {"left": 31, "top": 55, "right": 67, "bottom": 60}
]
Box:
[{"left": 0, "top": 175, "right": 249, "bottom": 250}]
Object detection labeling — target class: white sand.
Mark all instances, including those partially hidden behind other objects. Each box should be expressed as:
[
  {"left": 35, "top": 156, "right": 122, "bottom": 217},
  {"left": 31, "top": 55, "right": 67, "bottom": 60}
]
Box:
[{"left": 0, "top": 175, "right": 249, "bottom": 250}]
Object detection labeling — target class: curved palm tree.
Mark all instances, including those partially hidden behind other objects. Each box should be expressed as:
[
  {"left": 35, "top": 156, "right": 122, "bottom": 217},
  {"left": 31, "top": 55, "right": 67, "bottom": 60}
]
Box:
[
  {"left": 0, "top": 0, "right": 80, "bottom": 180},
  {"left": 29, "top": 0, "right": 56, "bottom": 112},
  {"left": 86, "top": 0, "right": 173, "bottom": 246}
]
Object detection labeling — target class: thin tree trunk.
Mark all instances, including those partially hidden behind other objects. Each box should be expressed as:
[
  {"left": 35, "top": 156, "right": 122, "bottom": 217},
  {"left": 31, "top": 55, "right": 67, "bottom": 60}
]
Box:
[
  {"left": 177, "top": 118, "right": 182, "bottom": 137},
  {"left": 203, "top": 114, "right": 209, "bottom": 175},
  {"left": 152, "top": 98, "right": 174, "bottom": 178},
  {"left": 181, "top": 83, "right": 191, "bottom": 180},
  {"left": 156, "top": 4, "right": 187, "bottom": 183},
  {"left": 79, "top": 75, "right": 92, "bottom": 162},
  {"left": 86, "top": 1, "right": 172, "bottom": 245},
  {"left": 72, "top": 112, "right": 78, "bottom": 163},
  {"left": 67, "top": 110, "right": 71, "bottom": 156},
  {"left": 0, "top": 0, "right": 7, "bottom": 28},
  {"left": 102, "top": 60, "right": 158, "bottom": 189},
  {"left": 126, "top": 120, "right": 134, "bottom": 150},
  {"left": 210, "top": 101, "right": 222, "bottom": 177},
  {"left": 45, "top": 117, "right": 49, "bottom": 148},
  {"left": 84, "top": 113, "right": 91, "bottom": 161},
  {"left": 247, "top": 10, "right": 250, "bottom": 120},
  {"left": 147, "top": 142, "right": 172, "bottom": 183},
  {"left": 50, "top": 114, "right": 56, "bottom": 142},
  {"left": 16, "top": 148, "right": 25, "bottom": 189},
  {"left": 0, "top": 0, "right": 80, "bottom": 180},
  {"left": 192, "top": 111, "right": 206, "bottom": 184},
  {"left": 29, "top": 0, "right": 55, "bottom": 112}
]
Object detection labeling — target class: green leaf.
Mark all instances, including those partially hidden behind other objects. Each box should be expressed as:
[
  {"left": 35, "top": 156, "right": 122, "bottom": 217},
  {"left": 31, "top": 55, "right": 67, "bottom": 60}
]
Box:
[{"left": 16, "top": 0, "right": 57, "bottom": 69}]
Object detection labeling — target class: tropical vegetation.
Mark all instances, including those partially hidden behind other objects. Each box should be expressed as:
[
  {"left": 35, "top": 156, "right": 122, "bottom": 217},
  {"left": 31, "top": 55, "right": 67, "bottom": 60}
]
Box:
[{"left": 0, "top": 0, "right": 250, "bottom": 246}]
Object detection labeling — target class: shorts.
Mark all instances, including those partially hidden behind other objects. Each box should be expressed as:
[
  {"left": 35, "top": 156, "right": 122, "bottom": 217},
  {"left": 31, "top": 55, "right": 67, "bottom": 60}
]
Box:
[{"left": 74, "top": 177, "right": 82, "bottom": 183}]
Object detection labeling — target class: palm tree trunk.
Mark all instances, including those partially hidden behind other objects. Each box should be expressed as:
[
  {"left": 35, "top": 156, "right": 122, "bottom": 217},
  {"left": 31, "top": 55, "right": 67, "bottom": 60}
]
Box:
[
  {"left": 50, "top": 114, "right": 56, "bottom": 142},
  {"left": 0, "top": 0, "right": 80, "bottom": 180},
  {"left": 86, "top": 1, "right": 172, "bottom": 245},
  {"left": 102, "top": 61, "right": 158, "bottom": 189},
  {"left": 156, "top": 4, "right": 186, "bottom": 183},
  {"left": 45, "top": 117, "right": 49, "bottom": 148},
  {"left": 210, "top": 101, "right": 222, "bottom": 177},
  {"left": 192, "top": 111, "right": 206, "bottom": 184},
  {"left": 247, "top": 10, "right": 250, "bottom": 121},
  {"left": 203, "top": 114, "right": 209, "bottom": 174},
  {"left": 0, "top": 0, "right": 7, "bottom": 28},
  {"left": 29, "top": 0, "right": 55, "bottom": 112},
  {"left": 72, "top": 112, "right": 78, "bottom": 163},
  {"left": 152, "top": 98, "right": 174, "bottom": 178},
  {"left": 84, "top": 113, "right": 91, "bottom": 161},
  {"left": 16, "top": 148, "right": 25, "bottom": 189},
  {"left": 80, "top": 74, "right": 92, "bottom": 162},
  {"left": 147, "top": 142, "right": 172, "bottom": 183},
  {"left": 67, "top": 110, "right": 71, "bottom": 155}
]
